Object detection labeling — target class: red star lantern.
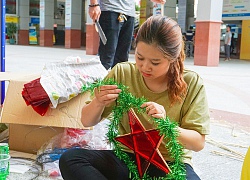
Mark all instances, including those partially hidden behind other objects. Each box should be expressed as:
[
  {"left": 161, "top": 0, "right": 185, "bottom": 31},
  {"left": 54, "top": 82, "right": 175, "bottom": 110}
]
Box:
[{"left": 115, "top": 109, "right": 171, "bottom": 178}]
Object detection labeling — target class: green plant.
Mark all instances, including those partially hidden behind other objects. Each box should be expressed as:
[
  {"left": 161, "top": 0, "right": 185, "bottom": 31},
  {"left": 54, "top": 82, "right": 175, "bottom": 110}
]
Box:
[{"left": 6, "top": 22, "right": 17, "bottom": 39}]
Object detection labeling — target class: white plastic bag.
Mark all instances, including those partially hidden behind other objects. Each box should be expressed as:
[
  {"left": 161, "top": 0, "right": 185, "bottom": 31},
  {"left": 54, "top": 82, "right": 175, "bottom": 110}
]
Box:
[
  {"left": 40, "top": 56, "right": 108, "bottom": 108},
  {"left": 220, "top": 45, "right": 225, "bottom": 53}
]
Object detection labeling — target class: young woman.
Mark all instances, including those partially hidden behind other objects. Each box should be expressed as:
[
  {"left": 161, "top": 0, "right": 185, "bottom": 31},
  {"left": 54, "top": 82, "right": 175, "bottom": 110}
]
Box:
[{"left": 59, "top": 15, "right": 210, "bottom": 180}]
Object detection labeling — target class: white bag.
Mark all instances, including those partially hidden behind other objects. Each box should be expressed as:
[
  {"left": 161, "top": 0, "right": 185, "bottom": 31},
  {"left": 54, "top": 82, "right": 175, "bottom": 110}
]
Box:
[
  {"left": 40, "top": 56, "right": 108, "bottom": 108},
  {"left": 220, "top": 45, "right": 225, "bottom": 53}
]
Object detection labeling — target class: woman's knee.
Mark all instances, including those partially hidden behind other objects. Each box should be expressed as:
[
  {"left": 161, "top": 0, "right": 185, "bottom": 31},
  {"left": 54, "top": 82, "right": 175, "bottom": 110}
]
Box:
[
  {"left": 59, "top": 149, "right": 71, "bottom": 169},
  {"left": 59, "top": 148, "right": 81, "bottom": 169}
]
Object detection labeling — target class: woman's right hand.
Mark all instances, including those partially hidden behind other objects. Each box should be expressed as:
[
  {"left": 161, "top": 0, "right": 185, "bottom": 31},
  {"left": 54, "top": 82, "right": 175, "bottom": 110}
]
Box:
[{"left": 94, "top": 85, "right": 121, "bottom": 106}]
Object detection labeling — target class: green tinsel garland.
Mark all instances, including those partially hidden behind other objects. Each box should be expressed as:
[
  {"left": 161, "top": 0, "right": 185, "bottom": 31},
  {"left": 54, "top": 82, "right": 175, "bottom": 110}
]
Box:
[{"left": 81, "top": 79, "right": 186, "bottom": 180}]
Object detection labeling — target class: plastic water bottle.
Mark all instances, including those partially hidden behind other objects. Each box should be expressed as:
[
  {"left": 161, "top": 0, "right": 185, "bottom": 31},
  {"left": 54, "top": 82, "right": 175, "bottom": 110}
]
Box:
[{"left": 0, "top": 143, "right": 10, "bottom": 180}]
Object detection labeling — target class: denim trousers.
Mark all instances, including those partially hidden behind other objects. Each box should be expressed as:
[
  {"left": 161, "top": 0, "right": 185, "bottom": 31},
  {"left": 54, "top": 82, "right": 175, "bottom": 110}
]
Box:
[
  {"left": 185, "top": 41, "right": 194, "bottom": 57},
  {"left": 98, "top": 11, "right": 135, "bottom": 70},
  {"left": 59, "top": 149, "right": 201, "bottom": 180},
  {"left": 225, "top": 44, "right": 231, "bottom": 58}
]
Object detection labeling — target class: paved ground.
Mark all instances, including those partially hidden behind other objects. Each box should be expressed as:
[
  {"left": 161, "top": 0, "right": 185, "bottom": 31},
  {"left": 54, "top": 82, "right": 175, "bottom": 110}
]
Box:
[{"left": 3, "top": 45, "right": 250, "bottom": 180}]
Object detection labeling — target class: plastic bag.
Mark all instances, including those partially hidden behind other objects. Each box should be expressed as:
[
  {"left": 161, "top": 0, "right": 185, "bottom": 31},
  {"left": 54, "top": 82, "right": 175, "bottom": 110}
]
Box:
[
  {"left": 37, "top": 119, "right": 112, "bottom": 164},
  {"left": 60, "top": 119, "right": 112, "bottom": 150},
  {"left": 40, "top": 56, "right": 108, "bottom": 108}
]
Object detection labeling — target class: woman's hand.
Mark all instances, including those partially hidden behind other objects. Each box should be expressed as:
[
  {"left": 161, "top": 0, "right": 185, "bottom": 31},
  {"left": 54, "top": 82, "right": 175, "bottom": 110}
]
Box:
[
  {"left": 88, "top": 6, "right": 101, "bottom": 21},
  {"left": 81, "top": 85, "right": 121, "bottom": 127},
  {"left": 94, "top": 85, "right": 121, "bottom": 107},
  {"left": 141, "top": 102, "right": 166, "bottom": 119}
]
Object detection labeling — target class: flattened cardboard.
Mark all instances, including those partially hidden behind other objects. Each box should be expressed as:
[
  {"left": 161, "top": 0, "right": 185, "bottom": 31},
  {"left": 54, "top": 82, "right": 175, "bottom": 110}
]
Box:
[
  {"left": 1, "top": 73, "right": 91, "bottom": 129},
  {"left": 9, "top": 124, "right": 64, "bottom": 154},
  {"left": 10, "top": 150, "right": 36, "bottom": 160}
]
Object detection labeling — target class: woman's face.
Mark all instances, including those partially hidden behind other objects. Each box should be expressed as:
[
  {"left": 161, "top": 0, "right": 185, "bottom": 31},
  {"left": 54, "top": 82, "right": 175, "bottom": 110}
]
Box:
[{"left": 135, "top": 42, "right": 171, "bottom": 81}]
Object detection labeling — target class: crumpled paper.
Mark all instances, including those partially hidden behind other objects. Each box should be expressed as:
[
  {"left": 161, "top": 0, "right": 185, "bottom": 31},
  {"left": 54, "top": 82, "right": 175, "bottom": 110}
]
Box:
[{"left": 40, "top": 56, "right": 108, "bottom": 108}]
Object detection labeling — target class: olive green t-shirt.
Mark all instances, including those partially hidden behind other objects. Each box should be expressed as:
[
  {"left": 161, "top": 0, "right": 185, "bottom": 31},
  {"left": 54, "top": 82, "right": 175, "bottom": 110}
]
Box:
[{"left": 101, "top": 62, "right": 210, "bottom": 166}]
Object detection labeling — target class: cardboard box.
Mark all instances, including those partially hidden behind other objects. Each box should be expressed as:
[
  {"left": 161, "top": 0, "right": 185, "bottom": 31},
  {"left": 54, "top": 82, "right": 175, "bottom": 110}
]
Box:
[
  {"left": 0, "top": 73, "right": 91, "bottom": 153},
  {"left": 1, "top": 73, "right": 91, "bottom": 129},
  {"left": 10, "top": 149, "right": 37, "bottom": 160},
  {"left": 9, "top": 124, "right": 64, "bottom": 154}
]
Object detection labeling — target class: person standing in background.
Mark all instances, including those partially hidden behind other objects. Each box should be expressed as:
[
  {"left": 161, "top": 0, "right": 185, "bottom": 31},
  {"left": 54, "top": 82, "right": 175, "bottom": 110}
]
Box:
[
  {"left": 88, "top": 0, "right": 166, "bottom": 70},
  {"left": 184, "top": 26, "right": 194, "bottom": 57},
  {"left": 192, "top": 31, "right": 195, "bottom": 56},
  {"left": 224, "top": 25, "right": 232, "bottom": 61}
]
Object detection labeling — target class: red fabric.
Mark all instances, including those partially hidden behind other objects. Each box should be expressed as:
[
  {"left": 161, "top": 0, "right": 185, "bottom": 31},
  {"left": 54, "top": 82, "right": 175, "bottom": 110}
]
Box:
[
  {"left": 22, "top": 78, "right": 51, "bottom": 116},
  {"left": 115, "top": 109, "right": 170, "bottom": 178}
]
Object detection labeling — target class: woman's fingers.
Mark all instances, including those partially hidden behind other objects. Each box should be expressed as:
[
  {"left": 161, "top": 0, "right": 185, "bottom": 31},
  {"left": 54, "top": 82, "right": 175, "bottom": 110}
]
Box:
[
  {"left": 141, "top": 102, "right": 166, "bottom": 118},
  {"left": 98, "top": 85, "right": 121, "bottom": 91},
  {"left": 96, "top": 85, "right": 121, "bottom": 97},
  {"left": 94, "top": 85, "right": 121, "bottom": 106}
]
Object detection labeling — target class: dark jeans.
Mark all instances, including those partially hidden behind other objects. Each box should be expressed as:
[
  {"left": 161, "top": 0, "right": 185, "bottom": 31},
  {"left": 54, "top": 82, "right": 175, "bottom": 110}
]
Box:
[
  {"left": 225, "top": 44, "right": 231, "bottom": 59},
  {"left": 185, "top": 41, "right": 194, "bottom": 57},
  {"left": 59, "top": 149, "right": 201, "bottom": 180},
  {"left": 99, "top": 11, "right": 134, "bottom": 70}
]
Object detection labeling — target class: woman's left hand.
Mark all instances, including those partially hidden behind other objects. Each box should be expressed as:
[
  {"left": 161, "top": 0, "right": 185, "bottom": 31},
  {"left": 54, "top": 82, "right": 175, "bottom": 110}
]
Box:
[{"left": 141, "top": 102, "right": 166, "bottom": 119}]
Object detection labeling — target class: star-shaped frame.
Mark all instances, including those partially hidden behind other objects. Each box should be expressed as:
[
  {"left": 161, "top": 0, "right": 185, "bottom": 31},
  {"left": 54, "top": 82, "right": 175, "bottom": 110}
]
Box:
[{"left": 115, "top": 108, "right": 171, "bottom": 178}]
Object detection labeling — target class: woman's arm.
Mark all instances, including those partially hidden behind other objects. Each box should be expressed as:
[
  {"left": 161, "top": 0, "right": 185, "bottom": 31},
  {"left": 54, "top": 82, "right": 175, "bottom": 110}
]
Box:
[
  {"left": 81, "top": 98, "right": 105, "bottom": 127},
  {"left": 81, "top": 85, "right": 121, "bottom": 127},
  {"left": 177, "top": 127, "right": 205, "bottom": 152}
]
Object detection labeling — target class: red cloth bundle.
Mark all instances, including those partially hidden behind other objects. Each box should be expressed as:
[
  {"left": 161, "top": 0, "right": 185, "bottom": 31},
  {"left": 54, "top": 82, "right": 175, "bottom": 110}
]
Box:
[{"left": 22, "top": 78, "right": 51, "bottom": 116}]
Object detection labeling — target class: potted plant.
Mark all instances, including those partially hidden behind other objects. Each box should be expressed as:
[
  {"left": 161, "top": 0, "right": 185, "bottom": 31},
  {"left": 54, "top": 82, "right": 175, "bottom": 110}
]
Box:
[{"left": 6, "top": 22, "right": 17, "bottom": 44}]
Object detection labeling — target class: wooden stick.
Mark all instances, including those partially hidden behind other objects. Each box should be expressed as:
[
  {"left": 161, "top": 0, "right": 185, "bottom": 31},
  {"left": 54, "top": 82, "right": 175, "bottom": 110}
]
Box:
[
  {"left": 211, "top": 150, "right": 244, "bottom": 161},
  {"left": 206, "top": 137, "right": 245, "bottom": 158},
  {"left": 211, "top": 140, "right": 248, "bottom": 148}
]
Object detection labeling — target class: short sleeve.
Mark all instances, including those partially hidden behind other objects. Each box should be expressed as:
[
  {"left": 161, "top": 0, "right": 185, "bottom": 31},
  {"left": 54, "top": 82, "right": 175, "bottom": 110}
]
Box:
[
  {"left": 180, "top": 72, "right": 210, "bottom": 135},
  {"left": 229, "top": 33, "right": 232, "bottom": 38}
]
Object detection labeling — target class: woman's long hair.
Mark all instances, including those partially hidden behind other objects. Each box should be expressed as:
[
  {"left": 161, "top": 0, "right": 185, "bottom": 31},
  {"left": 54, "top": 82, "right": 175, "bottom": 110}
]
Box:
[{"left": 135, "top": 15, "right": 187, "bottom": 104}]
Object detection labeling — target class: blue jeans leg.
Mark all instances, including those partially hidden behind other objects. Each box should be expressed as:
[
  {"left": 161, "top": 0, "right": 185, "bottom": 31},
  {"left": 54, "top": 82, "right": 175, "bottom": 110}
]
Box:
[
  {"left": 112, "top": 15, "right": 134, "bottom": 68},
  {"left": 185, "top": 41, "right": 194, "bottom": 57},
  {"left": 225, "top": 44, "right": 231, "bottom": 59},
  {"left": 98, "top": 11, "right": 134, "bottom": 70}
]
